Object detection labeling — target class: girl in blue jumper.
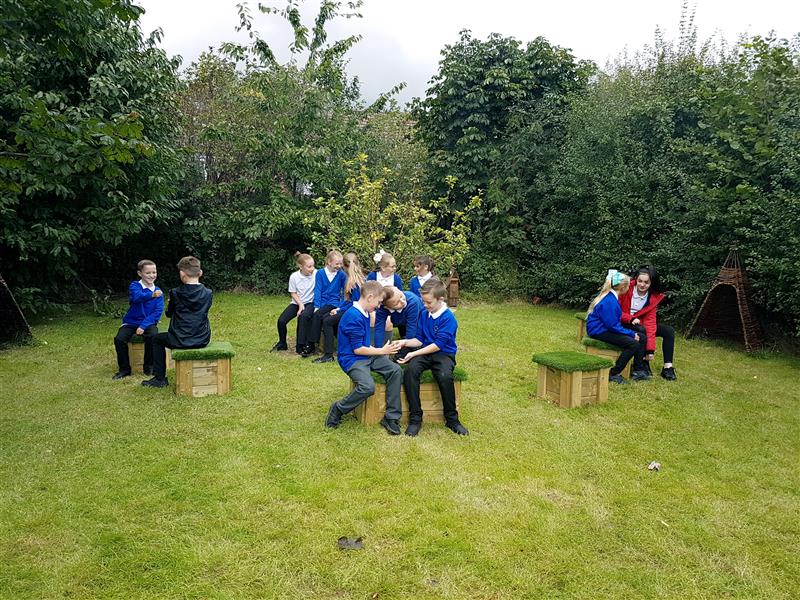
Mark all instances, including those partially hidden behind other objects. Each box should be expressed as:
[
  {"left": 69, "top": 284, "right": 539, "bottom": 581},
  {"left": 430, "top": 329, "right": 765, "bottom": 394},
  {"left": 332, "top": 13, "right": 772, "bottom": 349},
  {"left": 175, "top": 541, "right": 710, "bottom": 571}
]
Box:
[
  {"left": 586, "top": 270, "right": 650, "bottom": 384},
  {"left": 409, "top": 255, "right": 434, "bottom": 297},
  {"left": 304, "top": 250, "right": 346, "bottom": 357},
  {"left": 315, "top": 252, "right": 365, "bottom": 363},
  {"left": 367, "top": 249, "right": 403, "bottom": 289}
]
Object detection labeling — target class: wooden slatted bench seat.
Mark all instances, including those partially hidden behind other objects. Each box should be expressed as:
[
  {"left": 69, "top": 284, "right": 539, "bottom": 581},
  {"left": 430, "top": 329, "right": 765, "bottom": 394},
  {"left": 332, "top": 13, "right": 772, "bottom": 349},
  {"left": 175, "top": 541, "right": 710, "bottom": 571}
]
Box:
[
  {"left": 128, "top": 335, "right": 173, "bottom": 373},
  {"left": 532, "top": 351, "right": 614, "bottom": 408},
  {"left": 580, "top": 336, "right": 632, "bottom": 379},
  {"left": 353, "top": 366, "right": 468, "bottom": 425},
  {"left": 172, "top": 342, "right": 235, "bottom": 397}
]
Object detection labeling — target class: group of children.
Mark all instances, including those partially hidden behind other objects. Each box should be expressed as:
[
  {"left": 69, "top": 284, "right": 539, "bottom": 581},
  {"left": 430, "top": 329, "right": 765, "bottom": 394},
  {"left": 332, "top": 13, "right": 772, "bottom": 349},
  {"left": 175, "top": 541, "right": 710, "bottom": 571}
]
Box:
[
  {"left": 274, "top": 249, "right": 468, "bottom": 436},
  {"left": 586, "top": 266, "right": 677, "bottom": 384},
  {"left": 112, "top": 256, "right": 212, "bottom": 388}
]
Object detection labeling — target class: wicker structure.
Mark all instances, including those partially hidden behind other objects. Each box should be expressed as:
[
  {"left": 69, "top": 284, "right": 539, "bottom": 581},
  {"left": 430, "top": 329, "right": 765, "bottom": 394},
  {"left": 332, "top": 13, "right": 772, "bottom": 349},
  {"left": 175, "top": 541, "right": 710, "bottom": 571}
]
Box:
[
  {"left": 0, "top": 273, "right": 32, "bottom": 344},
  {"left": 686, "top": 251, "right": 765, "bottom": 352}
]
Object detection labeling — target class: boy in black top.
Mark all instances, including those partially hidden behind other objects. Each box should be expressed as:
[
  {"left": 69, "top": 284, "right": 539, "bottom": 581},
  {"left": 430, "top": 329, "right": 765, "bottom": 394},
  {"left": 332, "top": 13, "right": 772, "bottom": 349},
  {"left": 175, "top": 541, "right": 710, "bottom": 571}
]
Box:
[{"left": 143, "top": 256, "right": 213, "bottom": 388}]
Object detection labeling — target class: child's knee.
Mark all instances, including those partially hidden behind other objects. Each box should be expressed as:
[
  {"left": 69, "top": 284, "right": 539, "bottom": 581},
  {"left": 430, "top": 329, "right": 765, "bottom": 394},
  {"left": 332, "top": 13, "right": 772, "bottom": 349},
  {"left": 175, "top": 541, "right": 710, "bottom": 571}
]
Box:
[
  {"left": 433, "top": 367, "right": 454, "bottom": 384},
  {"left": 356, "top": 379, "right": 375, "bottom": 397}
]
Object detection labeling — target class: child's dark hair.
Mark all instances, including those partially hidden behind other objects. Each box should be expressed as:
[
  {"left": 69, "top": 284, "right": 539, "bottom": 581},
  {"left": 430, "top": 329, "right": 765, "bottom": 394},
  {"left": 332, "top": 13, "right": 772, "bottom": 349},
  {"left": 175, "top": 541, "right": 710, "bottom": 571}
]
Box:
[
  {"left": 633, "top": 265, "right": 663, "bottom": 294},
  {"left": 420, "top": 278, "right": 446, "bottom": 300},
  {"left": 137, "top": 259, "right": 156, "bottom": 272},
  {"left": 177, "top": 256, "right": 202, "bottom": 277},
  {"left": 413, "top": 255, "right": 434, "bottom": 273},
  {"left": 293, "top": 251, "right": 313, "bottom": 267}
]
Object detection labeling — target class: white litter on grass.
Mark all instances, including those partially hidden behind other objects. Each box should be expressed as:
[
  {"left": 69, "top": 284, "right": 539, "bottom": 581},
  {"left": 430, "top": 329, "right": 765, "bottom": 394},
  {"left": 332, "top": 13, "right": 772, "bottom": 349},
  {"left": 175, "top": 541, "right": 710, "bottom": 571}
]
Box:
[{"left": 648, "top": 461, "right": 661, "bottom": 471}]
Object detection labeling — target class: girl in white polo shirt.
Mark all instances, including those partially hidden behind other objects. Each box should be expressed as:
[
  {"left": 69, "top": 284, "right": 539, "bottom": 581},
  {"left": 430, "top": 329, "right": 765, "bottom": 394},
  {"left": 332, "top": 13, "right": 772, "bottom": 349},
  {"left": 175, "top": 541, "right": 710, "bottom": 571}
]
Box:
[{"left": 272, "top": 252, "right": 316, "bottom": 354}]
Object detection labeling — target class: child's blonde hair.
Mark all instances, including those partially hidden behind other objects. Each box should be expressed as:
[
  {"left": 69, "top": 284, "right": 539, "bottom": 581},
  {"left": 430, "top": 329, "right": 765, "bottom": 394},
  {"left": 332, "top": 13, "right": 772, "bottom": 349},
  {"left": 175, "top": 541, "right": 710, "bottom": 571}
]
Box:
[
  {"left": 373, "top": 250, "right": 395, "bottom": 271},
  {"left": 325, "top": 250, "right": 343, "bottom": 265},
  {"left": 177, "top": 256, "right": 202, "bottom": 277},
  {"left": 343, "top": 252, "right": 365, "bottom": 295},
  {"left": 587, "top": 273, "right": 630, "bottom": 315},
  {"left": 294, "top": 252, "right": 313, "bottom": 267}
]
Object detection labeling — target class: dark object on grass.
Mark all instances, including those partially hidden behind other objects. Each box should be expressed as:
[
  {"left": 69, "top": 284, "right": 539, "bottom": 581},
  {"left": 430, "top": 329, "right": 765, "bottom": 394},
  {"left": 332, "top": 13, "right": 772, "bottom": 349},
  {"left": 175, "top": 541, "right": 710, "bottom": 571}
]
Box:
[
  {"left": 686, "top": 250, "right": 765, "bottom": 352},
  {"left": 337, "top": 536, "right": 364, "bottom": 550},
  {"left": 0, "top": 273, "right": 33, "bottom": 346}
]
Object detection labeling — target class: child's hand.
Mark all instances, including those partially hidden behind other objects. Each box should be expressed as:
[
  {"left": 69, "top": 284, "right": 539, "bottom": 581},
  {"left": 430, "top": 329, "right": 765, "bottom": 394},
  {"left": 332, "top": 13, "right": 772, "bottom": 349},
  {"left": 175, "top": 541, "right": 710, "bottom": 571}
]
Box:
[
  {"left": 634, "top": 333, "right": 640, "bottom": 342},
  {"left": 397, "top": 352, "right": 413, "bottom": 364},
  {"left": 136, "top": 327, "right": 144, "bottom": 335},
  {"left": 632, "top": 317, "right": 640, "bottom": 325},
  {"left": 381, "top": 340, "right": 401, "bottom": 355},
  {"left": 645, "top": 353, "right": 654, "bottom": 361},
  {"left": 153, "top": 290, "right": 163, "bottom": 298},
  {"left": 297, "top": 306, "right": 304, "bottom": 315},
  {"left": 331, "top": 308, "right": 339, "bottom": 315}
]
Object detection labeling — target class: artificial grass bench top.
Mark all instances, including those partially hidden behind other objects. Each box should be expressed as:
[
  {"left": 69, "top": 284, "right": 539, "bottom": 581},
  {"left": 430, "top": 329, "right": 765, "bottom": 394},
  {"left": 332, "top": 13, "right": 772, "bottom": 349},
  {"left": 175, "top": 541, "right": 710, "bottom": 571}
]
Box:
[
  {"left": 369, "top": 364, "right": 468, "bottom": 384},
  {"left": 580, "top": 336, "right": 623, "bottom": 351},
  {"left": 574, "top": 312, "right": 587, "bottom": 321},
  {"left": 172, "top": 342, "right": 236, "bottom": 361},
  {"left": 532, "top": 351, "right": 614, "bottom": 372}
]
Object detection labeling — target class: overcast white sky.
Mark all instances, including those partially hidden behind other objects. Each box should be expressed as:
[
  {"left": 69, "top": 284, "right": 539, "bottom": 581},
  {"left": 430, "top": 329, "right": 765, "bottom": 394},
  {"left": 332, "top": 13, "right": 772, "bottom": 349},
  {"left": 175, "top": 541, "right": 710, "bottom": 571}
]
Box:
[{"left": 137, "top": 0, "right": 800, "bottom": 105}]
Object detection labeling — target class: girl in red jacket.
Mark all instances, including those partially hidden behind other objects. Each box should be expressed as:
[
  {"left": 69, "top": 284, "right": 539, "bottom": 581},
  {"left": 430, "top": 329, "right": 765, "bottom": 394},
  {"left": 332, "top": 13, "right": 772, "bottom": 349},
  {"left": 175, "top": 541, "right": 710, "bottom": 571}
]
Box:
[{"left": 618, "top": 266, "right": 677, "bottom": 380}]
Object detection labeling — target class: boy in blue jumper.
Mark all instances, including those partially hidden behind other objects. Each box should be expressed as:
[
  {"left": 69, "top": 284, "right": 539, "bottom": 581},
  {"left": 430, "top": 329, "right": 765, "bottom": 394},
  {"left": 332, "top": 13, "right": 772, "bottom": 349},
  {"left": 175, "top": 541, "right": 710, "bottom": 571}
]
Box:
[
  {"left": 398, "top": 279, "right": 468, "bottom": 437},
  {"left": 325, "top": 280, "right": 404, "bottom": 435},
  {"left": 113, "top": 259, "right": 164, "bottom": 379},
  {"left": 586, "top": 270, "right": 649, "bottom": 384},
  {"left": 374, "top": 286, "right": 422, "bottom": 359},
  {"left": 304, "top": 250, "right": 346, "bottom": 357}
]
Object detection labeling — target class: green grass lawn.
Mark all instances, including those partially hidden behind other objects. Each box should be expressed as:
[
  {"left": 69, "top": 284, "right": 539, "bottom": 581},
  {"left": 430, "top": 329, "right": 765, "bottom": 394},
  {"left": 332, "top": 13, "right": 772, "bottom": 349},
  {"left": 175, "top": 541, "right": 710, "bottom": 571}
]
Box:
[{"left": 1, "top": 294, "right": 798, "bottom": 599}]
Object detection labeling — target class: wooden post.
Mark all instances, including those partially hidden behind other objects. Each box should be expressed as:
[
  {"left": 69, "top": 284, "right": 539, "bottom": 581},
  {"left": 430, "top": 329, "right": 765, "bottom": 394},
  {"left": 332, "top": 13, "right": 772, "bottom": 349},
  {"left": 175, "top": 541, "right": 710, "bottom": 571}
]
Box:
[{"left": 446, "top": 269, "right": 460, "bottom": 308}]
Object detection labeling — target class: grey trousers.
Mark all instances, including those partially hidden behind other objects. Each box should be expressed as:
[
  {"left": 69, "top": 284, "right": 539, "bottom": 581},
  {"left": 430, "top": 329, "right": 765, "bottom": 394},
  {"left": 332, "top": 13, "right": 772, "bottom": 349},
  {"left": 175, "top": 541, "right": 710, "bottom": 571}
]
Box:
[{"left": 337, "top": 356, "right": 402, "bottom": 420}]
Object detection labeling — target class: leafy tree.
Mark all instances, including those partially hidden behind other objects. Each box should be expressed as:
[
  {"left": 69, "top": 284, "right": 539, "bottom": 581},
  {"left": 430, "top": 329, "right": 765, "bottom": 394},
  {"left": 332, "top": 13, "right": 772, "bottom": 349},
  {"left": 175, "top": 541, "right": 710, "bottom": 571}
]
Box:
[{"left": 0, "top": 0, "right": 183, "bottom": 310}]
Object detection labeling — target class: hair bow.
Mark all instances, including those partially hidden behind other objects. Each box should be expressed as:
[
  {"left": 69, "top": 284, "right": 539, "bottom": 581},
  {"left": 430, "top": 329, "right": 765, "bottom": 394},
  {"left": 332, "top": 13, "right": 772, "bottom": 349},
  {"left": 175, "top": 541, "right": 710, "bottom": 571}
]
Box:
[
  {"left": 606, "top": 269, "right": 626, "bottom": 286},
  {"left": 373, "top": 249, "right": 386, "bottom": 264}
]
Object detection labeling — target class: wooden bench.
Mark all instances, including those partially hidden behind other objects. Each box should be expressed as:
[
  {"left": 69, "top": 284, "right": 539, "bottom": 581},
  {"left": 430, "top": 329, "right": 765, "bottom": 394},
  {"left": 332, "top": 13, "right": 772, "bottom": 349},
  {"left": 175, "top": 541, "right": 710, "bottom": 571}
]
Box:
[
  {"left": 580, "top": 336, "right": 632, "bottom": 379},
  {"left": 575, "top": 312, "right": 587, "bottom": 342},
  {"left": 172, "top": 342, "right": 235, "bottom": 397},
  {"left": 128, "top": 335, "right": 173, "bottom": 373},
  {"left": 353, "top": 366, "right": 467, "bottom": 425},
  {"left": 532, "top": 351, "right": 614, "bottom": 408}
]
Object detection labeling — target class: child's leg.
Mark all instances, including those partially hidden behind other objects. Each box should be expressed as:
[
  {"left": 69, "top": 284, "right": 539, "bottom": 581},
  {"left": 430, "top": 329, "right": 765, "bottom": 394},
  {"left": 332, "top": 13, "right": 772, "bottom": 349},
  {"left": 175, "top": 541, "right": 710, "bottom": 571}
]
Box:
[
  {"left": 430, "top": 354, "right": 459, "bottom": 425},
  {"left": 309, "top": 305, "right": 335, "bottom": 347},
  {"left": 657, "top": 323, "right": 675, "bottom": 366},
  {"left": 141, "top": 325, "right": 159, "bottom": 371},
  {"left": 276, "top": 303, "right": 299, "bottom": 346},
  {"left": 403, "top": 354, "right": 434, "bottom": 424},
  {"left": 151, "top": 332, "right": 172, "bottom": 380},
  {"left": 370, "top": 356, "right": 402, "bottom": 421},
  {"left": 591, "top": 332, "right": 643, "bottom": 375},
  {"left": 321, "top": 311, "right": 343, "bottom": 357},
  {"left": 113, "top": 325, "right": 137, "bottom": 373},
  {"left": 336, "top": 360, "right": 375, "bottom": 414},
  {"left": 296, "top": 302, "right": 314, "bottom": 352}
]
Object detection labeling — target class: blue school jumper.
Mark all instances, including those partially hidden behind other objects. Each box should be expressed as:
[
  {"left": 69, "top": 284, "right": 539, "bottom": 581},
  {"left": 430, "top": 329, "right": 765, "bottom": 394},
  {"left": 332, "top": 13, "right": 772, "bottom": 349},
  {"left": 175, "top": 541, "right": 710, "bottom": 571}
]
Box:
[
  {"left": 418, "top": 306, "right": 458, "bottom": 355},
  {"left": 374, "top": 291, "right": 422, "bottom": 346},
  {"left": 314, "top": 269, "right": 346, "bottom": 308},
  {"left": 586, "top": 293, "right": 635, "bottom": 338},
  {"left": 122, "top": 281, "right": 164, "bottom": 329},
  {"left": 408, "top": 275, "right": 433, "bottom": 297},
  {"left": 366, "top": 271, "right": 404, "bottom": 290},
  {"left": 336, "top": 304, "right": 371, "bottom": 372}
]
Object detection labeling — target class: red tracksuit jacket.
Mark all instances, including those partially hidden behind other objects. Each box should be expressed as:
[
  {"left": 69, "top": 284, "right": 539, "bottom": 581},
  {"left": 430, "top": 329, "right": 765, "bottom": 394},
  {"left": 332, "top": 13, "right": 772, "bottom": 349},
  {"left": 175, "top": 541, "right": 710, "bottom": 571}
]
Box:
[{"left": 618, "top": 286, "right": 665, "bottom": 353}]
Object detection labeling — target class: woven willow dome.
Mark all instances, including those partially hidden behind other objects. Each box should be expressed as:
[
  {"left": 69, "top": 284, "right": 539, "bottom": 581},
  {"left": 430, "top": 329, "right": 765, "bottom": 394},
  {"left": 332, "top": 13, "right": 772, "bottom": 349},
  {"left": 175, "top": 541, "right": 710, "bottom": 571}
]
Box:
[{"left": 686, "top": 251, "right": 765, "bottom": 352}]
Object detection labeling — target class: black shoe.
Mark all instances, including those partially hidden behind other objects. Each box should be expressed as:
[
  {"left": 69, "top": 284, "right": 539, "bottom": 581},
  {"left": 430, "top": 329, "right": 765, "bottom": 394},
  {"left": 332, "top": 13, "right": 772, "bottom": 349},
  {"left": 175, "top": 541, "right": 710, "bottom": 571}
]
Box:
[
  {"left": 112, "top": 370, "right": 131, "bottom": 380},
  {"left": 295, "top": 347, "right": 305, "bottom": 355},
  {"left": 642, "top": 362, "right": 653, "bottom": 376},
  {"left": 143, "top": 366, "right": 153, "bottom": 376},
  {"left": 141, "top": 376, "right": 168, "bottom": 388},
  {"left": 609, "top": 373, "right": 628, "bottom": 385},
  {"left": 632, "top": 370, "right": 652, "bottom": 381},
  {"left": 325, "top": 402, "right": 343, "bottom": 428},
  {"left": 301, "top": 344, "right": 316, "bottom": 358},
  {"left": 660, "top": 366, "right": 677, "bottom": 381},
  {"left": 380, "top": 417, "right": 401, "bottom": 435},
  {"left": 271, "top": 342, "right": 288, "bottom": 352},
  {"left": 313, "top": 354, "right": 334, "bottom": 364},
  {"left": 446, "top": 421, "right": 469, "bottom": 436},
  {"left": 405, "top": 422, "right": 422, "bottom": 437}
]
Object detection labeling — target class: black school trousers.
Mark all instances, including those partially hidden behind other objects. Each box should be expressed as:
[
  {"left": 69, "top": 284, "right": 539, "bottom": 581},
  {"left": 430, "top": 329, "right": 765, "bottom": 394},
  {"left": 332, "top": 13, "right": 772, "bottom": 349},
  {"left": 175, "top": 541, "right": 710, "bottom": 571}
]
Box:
[
  {"left": 114, "top": 324, "right": 158, "bottom": 373},
  {"left": 277, "top": 302, "right": 314, "bottom": 349},
  {"left": 590, "top": 331, "right": 647, "bottom": 375},
  {"left": 403, "top": 353, "right": 459, "bottom": 425},
  {"left": 151, "top": 332, "right": 207, "bottom": 379},
  {"left": 309, "top": 304, "right": 337, "bottom": 346},
  {"left": 321, "top": 310, "right": 344, "bottom": 355}
]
